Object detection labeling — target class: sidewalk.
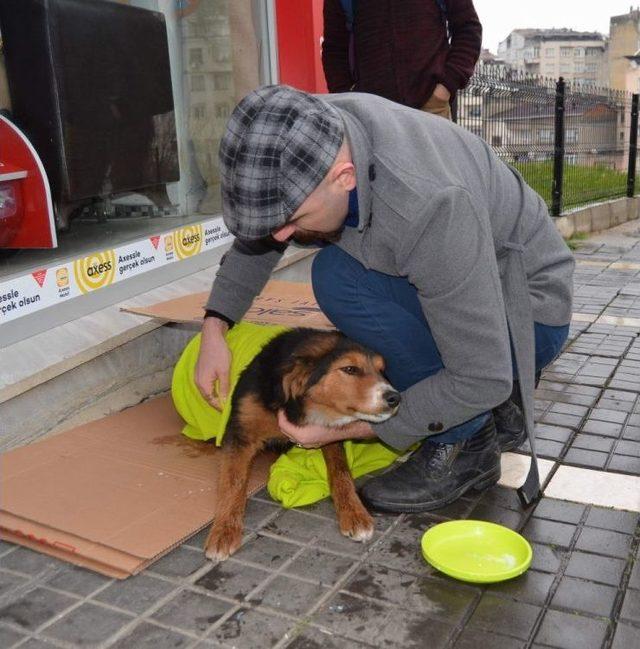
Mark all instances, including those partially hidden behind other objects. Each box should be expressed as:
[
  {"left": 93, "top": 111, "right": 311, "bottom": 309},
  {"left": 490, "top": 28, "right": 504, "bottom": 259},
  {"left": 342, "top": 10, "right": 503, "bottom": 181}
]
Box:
[{"left": 1, "top": 223, "right": 640, "bottom": 649}]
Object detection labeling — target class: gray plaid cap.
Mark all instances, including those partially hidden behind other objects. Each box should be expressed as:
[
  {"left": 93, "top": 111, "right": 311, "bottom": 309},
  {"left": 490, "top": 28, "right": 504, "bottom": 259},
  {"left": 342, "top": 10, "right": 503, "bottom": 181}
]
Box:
[{"left": 218, "top": 85, "right": 344, "bottom": 240}]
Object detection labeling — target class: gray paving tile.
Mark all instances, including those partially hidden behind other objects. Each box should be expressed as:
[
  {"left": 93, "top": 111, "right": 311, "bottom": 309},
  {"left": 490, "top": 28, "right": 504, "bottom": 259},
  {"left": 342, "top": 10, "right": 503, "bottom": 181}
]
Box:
[
  {"left": 230, "top": 533, "right": 300, "bottom": 569},
  {"left": 453, "top": 628, "right": 525, "bottom": 649},
  {"left": 609, "top": 455, "right": 640, "bottom": 473},
  {"left": 615, "top": 439, "right": 640, "bottom": 457},
  {"left": 109, "top": 621, "right": 194, "bottom": 649},
  {"left": 93, "top": 573, "right": 178, "bottom": 614},
  {"left": 535, "top": 424, "right": 574, "bottom": 444},
  {"left": 243, "top": 497, "right": 282, "bottom": 530},
  {"left": 522, "top": 518, "right": 576, "bottom": 548},
  {"left": 0, "top": 570, "right": 29, "bottom": 598},
  {"left": 486, "top": 569, "right": 555, "bottom": 606},
  {"left": 477, "top": 486, "right": 524, "bottom": 511},
  {"left": 575, "top": 527, "right": 633, "bottom": 559},
  {"left": 585, "top": 508, "right": 639, "bottom": 534},
  {"left": 535, "top": 609, "right": 609, "bottom": 649},
  {"left": 366, "top": 533, "right": 435, "bottom": 576},
  {"left": 343, "top": 564, "right": 475, "bottom": 624},
  {"left": 249, "top": 575, "right": 328, "bottom": 616},
  {"left": 151, "top": 589, "right": 234, "bottom": 635},
  {"left": 196, "top": 561, "right": 272, "bottom": 601},
  {"left": 529, "top": 543, "right": 568, "bottom": 574},
  {"left": 564, "top": 448, "right": 609, "bottom": 469},
  {"left": 467, "top": 503, "right": 525, "bottom": 529},
  {"left": 313, "top": 592, "right": 454, "bottom": 648},
  {"left": 611, "top": 622, "right": 640, "bottom": 649},
  {"left": 42, "top": 602, "right": 133, "bottom": 646},
  {"left": 581, "top": 420, "right": 624, "bottom": 438},
  {"left": 0, "top": 624, "right": 28, "bottom": 648},
  {"left": 9, "top": 639, "right": 59, "bottom": 649},
  {"left": 286, "top": 628, "right": 376, "bottom": 648},
  {"left": 284, "top": 548, "right": 356, "bottom": 586},
  {"left": 466, "top": 594, "right": 540, "bottom": 640},
  {"left": 0, "top": 548, "right": 64, "bottom": 576},
  {"left": 149, "top": 546, "right": 209, "bottom": 579},
  {"left": 565, "top": 551, "right": 626, "bottom": 586},
  {"left": 570, "top": 434, "right": 615, "bottom": 453},
  {"left": 0, "top": 587, "right": 76, "bottom": 631},
  {"left": 533, "top": 499, "right": 586, "bottom": 525},
  {"left": 209, "top": 607, "right": 293, "bottom": 649},
  {"left": 264, "top": 510, "right": 333, "bottom": 544},
  {"left": 628, "top": 560, "right": 640, "bottom": 590},
  {"left": 620, "top": 588, "right": 640, "bottom": 624},
  {"left": 42, "top": 565, "right": 111, "bottom": 597},
  {"left": 551, "top": 576, "right": 617, "bottom": 617}
]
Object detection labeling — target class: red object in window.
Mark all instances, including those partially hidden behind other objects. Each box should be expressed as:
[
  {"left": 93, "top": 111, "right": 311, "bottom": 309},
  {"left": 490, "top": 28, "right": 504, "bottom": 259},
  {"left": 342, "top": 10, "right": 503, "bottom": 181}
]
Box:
[
  {"left": 0, "top": 113, "right": 56, "bottom": 249},
  {"left": 275, "top": 0, "right": 327, "bottom": 93}
]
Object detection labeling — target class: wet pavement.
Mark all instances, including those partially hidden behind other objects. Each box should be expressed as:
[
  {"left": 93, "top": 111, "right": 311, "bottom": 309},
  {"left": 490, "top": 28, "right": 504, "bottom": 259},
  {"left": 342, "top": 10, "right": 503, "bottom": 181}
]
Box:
[{"left": 2, "top": 222, "right": 640, "bottom": 649}]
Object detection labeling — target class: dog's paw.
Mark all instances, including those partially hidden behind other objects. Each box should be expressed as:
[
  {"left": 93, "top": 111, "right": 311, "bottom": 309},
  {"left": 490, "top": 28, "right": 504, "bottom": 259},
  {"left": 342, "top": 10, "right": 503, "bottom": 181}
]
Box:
[
  {"left": 204, "top": 522, "right": 243, "bottom": 561},
  {"left": 338, "top": 508, "right": 375, "bottom": 542}
]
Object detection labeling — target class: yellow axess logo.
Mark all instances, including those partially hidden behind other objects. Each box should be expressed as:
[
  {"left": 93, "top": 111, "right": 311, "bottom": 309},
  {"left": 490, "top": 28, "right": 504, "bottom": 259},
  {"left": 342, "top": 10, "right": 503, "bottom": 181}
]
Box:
[
  {"left": 174, "top": 224, "right": 203, "bottom": 259},
  {"left": 73, "top": 250, "right": 116, "bottom": 294}
]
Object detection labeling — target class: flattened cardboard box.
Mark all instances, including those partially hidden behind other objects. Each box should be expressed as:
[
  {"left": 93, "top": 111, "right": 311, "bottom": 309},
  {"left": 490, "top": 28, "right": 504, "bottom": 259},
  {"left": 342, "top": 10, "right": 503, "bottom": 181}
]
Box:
[
  {"left": 0, "top": 281, "right": 325, "bottom": 578},
  {"left": 121, "top": 280, "right": 333, "bottom": 329},
  {"left": 0, "top": 388, "right": 274, "bottom": 579}
]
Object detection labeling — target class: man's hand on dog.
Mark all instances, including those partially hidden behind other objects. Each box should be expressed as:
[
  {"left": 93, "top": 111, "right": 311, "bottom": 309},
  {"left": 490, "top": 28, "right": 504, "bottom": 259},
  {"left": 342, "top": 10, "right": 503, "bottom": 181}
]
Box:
[
  {"left": 196, "top": 317, "right": 231, "bottom": 409},
  {"left": 277, "top": 410, "right": 376, "bottom": 448}
]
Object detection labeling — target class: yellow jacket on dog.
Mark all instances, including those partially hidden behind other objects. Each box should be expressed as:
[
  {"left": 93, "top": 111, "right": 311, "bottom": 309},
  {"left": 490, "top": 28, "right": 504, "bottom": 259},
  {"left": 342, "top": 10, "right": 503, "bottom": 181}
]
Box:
[{"left": 171, "top": 322, "right": 403, "bottom": 508}]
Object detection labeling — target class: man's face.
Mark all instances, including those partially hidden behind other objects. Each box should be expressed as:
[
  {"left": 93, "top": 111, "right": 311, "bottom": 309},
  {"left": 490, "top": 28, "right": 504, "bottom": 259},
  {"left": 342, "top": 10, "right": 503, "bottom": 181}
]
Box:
[{"left": 272, "top": 165, "right": 354, "bottom": 244}]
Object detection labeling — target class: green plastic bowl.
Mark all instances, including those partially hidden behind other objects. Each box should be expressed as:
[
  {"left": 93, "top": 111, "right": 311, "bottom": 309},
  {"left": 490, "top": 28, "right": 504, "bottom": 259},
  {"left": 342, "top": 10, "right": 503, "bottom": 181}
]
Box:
[{"left": 421, "top": 520, "right": 533, "bottom": 583}]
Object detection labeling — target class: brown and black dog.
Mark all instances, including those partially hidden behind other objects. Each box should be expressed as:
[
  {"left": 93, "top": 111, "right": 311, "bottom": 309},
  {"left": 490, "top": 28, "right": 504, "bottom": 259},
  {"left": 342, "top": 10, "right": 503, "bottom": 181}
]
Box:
[{"left": 205, "top": 328, "right": 401, "bottom": 560}]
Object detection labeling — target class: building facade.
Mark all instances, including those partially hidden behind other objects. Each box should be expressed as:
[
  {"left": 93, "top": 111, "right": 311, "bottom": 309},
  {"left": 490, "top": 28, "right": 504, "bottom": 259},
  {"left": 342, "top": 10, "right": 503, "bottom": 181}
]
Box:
[{"left": 498, "top": 28, "right": 608, "bottom": 86}]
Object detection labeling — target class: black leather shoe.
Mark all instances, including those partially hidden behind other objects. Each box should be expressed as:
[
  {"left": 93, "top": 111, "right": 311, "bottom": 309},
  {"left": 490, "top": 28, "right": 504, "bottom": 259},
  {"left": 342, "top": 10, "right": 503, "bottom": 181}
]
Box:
[
  {"left": 359, "top": 416, "right": 501, "bottom": 513},
  {"left": 493, "top": 399, "right": 527, "bottom": 452}
]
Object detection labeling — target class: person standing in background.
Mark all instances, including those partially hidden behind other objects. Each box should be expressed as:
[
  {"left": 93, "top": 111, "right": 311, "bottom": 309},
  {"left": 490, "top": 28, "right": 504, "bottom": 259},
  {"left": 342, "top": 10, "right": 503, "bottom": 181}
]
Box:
[{"left": 322, "top": 0, "right": 482, "bottom": 119}]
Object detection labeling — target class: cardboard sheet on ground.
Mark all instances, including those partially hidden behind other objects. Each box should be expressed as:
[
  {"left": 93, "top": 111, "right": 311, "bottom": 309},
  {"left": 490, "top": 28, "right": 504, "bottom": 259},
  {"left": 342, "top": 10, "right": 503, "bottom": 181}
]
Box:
[
  {"left": 121, "top": 280, "right": 333, "bottom": 329},
  {"left": 0, "top": 396, "right": 276, "bottom": 579}
]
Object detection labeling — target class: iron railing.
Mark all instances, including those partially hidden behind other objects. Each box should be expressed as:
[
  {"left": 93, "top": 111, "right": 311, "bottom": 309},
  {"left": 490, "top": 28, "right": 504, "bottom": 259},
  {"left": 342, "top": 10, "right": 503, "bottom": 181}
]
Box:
[{"left": 457, "top": 66, "right": 638, "bottom": 215}]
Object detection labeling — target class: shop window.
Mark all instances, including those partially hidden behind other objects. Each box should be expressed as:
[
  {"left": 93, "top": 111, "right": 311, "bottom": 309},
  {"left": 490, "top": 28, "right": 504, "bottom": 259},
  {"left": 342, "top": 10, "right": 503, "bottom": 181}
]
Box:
[{"left": 0, "top": 0, "right": 272, "bottom": 287}]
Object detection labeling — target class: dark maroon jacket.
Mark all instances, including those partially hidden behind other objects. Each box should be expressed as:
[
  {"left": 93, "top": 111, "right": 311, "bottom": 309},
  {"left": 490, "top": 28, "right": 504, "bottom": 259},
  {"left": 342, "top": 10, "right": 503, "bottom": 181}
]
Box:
[{"left": 322, "top": 0, "right": 482, "bottom": 108}]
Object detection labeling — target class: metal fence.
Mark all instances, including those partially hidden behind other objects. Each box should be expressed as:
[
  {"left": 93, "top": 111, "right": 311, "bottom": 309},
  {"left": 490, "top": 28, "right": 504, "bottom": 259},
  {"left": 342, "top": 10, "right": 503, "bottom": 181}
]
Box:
[{"left": 457, "top": 66, "right": 637, "bottom": 215}]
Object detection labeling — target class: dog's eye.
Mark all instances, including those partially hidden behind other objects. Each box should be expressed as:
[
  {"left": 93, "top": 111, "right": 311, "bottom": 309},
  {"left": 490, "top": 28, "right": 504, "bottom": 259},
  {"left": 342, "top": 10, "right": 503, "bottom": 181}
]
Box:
[{"left": 340, "top": 366, "right": 361, "bottom": 376}]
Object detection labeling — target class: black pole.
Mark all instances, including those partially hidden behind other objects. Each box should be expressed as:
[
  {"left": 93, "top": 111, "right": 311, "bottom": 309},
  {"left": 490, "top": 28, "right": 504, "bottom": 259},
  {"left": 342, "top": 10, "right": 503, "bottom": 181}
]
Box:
[
  {"left": 551, "top": 77, "right": 565, "bottom": 217},
  {"left": 627, "top": 94, "right": 639, "bottom": 198}
]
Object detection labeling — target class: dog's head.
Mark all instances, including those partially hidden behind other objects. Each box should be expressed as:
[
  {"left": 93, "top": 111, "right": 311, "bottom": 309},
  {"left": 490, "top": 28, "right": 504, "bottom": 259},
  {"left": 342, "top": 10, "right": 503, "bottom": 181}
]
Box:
[{"left": 280, "top": 331, "right": 400, "bottom": 427}]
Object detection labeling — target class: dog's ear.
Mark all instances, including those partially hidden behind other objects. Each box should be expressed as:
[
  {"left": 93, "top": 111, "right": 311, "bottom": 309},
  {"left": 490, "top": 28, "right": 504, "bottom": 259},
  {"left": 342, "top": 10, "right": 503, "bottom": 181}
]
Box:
[{"left": 281, "top": 358, "right": 312, "bottom": 401}]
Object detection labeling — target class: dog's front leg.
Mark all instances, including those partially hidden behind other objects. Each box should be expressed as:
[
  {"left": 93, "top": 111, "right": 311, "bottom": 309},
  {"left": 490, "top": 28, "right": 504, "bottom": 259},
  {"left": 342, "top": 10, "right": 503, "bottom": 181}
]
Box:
[
  {"left": 205, "top": 444, "right": 256, "bottom": 560},
  {"left": 322, "top": 442, "right": 375, "bottom": 542}
]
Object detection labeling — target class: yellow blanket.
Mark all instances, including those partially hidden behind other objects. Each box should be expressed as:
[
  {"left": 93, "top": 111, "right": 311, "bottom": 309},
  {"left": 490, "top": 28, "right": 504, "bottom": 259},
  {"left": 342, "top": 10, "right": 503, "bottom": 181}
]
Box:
[{"left": 171, "top": 323, "right": 403, "bottom": 507}]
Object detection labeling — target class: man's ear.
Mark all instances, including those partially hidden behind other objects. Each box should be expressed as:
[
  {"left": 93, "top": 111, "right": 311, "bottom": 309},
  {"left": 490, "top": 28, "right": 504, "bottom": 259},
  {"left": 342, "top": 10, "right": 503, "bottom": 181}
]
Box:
[
  {"left": 333, "top": 161, "right": 356, "bottom": 192},
  {"left": 272, "top": 222, "right": 297, "bottom": 242}
]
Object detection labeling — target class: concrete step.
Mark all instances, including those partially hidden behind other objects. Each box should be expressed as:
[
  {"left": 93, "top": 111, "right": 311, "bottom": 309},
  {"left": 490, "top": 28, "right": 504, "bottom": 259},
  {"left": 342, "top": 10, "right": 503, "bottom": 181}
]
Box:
[{"left": 0, "top": 249, "right": 315, "bottom": 452}]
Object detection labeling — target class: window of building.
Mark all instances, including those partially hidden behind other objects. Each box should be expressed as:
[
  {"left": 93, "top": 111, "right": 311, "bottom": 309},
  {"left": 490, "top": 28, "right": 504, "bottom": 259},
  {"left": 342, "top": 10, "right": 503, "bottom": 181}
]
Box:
[
  {"left": 491, "top": 135, "right": 503, "bottom": 146},
  {"left": 215, "top": 103, "right": 230, "bottom": 119},
  {"left": 192, "top": 104, "right": 206, "bottom": 120},
  {"left": 189, "top": 48, "right": 203, "bottom": 67},
  {"left": 545, "top": 47, "right": 554, "bottom": 56},
  {"left": 574, "top": 47, "right": 584, "bottom": 57},
  {"left": 560, "top": 47, "right": 572, "bottom": 57},
  {"left": 191, "top": 74, "right": 205, "bottom": 91},
  {"left": 538, "top": 128, "right": 554, "bottom": 143},
  {"left": 566, "top": 129, "right": 578, "bottom": 144},
  {"left": 212, "top": 71, "right": 232, "bottom": 90}
]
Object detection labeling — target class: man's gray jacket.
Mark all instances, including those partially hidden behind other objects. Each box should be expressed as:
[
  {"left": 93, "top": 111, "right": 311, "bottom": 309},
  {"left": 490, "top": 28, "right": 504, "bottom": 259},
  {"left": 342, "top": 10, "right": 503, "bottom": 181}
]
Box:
[{"left": 206, "top": 93, "right": 574, "bottom": 497}]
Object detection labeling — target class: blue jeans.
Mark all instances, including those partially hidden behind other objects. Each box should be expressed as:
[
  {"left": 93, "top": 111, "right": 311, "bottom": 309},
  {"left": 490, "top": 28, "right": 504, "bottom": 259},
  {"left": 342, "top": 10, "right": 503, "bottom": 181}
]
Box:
[{"left": 312, "top": 246, "right": 569, "bottom": 444}]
